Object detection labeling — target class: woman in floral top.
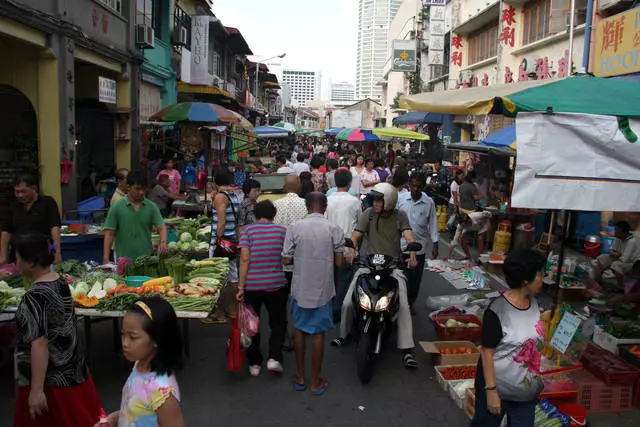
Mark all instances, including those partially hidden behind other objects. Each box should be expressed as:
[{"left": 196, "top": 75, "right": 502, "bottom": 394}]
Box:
[
  {"left": 310, "top": 155, "right": 328, "bottom": 193},
  {"left": 471, "top": 249, "right": 546, "bottom": 427}
]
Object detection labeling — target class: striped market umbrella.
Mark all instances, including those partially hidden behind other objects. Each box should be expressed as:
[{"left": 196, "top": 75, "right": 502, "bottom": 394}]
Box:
[
  {"left": 150, "top": 102, "right": 251, "bottom": 128},
  {"left": 336, "top": 128, "right": 380, "bottom": 142},
  {"left": 249, "top": 125, "right": 292, "bottom": 139},
  {"left": 324, "top": 127, "right": 345, "bottom": 136},
  {"left": 274, "top": 122, "right": 301, "bottom": 133}
]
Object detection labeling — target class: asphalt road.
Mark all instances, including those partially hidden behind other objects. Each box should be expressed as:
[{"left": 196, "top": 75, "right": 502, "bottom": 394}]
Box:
[{"left": 0, "top": 243, "right": 639, "bottom": 426}]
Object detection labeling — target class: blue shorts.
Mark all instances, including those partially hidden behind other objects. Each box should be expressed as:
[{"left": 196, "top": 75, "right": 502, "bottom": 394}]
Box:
[{"left": 290, "top": 298, "right": 334, "bottom": 335}]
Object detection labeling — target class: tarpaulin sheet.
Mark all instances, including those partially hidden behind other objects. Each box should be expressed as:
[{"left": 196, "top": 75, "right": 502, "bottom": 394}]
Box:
[{"left": 512, "top": 112, "right": 640, "bottom": 211}]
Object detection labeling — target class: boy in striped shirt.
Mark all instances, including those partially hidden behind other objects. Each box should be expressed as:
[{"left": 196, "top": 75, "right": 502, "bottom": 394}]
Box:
[{"left": 236, "top": 200, "right": 288, "bottom": 376}]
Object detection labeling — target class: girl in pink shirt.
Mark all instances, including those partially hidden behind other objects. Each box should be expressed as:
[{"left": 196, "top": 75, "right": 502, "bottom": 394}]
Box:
[{"left": 156, "top": 158, "right": 181, "bottom": 194}]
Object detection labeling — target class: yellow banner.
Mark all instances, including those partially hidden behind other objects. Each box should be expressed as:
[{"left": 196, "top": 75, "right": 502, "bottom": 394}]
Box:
[{"left": 594, "top": 8, "right": 640, "bottom": 77}]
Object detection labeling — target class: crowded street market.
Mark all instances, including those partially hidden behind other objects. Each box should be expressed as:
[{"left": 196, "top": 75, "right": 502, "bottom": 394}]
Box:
[{"left": 1, "top": 0, "right": 640, "bottom": 426}]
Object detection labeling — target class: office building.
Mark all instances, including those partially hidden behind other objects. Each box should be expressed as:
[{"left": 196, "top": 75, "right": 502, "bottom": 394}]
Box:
[
  {"left": 330, "top": 82, "right": 356, "bottom": 107},
  {"left": 356, "top": 0, "right": 403, "bottom": 101},
  {"left": 282, "top": 69, "right": 321, "bottom": 106}
]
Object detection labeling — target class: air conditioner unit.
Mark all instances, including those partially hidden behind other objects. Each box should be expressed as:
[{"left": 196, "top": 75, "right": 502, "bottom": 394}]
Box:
[
  {"left": 172, "top": 26, "right": 188, "bottom": 46},
  {"left": 135, "top": 24, "right": 155, "bottom": 49},
  {"left": 520, "top": 57, "right": 539, "bottom": 74},
  {"left": 598, "top": 0, "right": 631, "bottom": 12}
]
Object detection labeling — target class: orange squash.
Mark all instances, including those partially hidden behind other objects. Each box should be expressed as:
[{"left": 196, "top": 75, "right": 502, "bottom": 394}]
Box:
[{"left": 74, "top": 295, "right": 100, "bottom": 308}]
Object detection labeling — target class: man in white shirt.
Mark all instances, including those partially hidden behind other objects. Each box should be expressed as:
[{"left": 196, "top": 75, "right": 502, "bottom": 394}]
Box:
[
  {"left": 325, "top": 170, "right": 361, "bottom": 319},
  {"left": 292, "top": 153, "right": 311, "bottom": 175},
  {"left": 274, "top": 174, "right": 308, "bottom": 349},
  {"left": 276, "top": 156, "right": 295, "bottom": 174}
]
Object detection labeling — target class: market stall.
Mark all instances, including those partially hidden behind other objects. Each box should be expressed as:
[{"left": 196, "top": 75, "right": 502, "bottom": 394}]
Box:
[{"left": 0, "top": 254, "right": 229, "bottom": 358}]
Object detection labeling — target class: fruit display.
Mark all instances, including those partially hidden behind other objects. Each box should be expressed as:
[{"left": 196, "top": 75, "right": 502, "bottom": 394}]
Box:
[
  {"left": 438, "top": 365, "right": 477, "bottom": 380},
  {"left": 439, "top": 347, "right": 474, "bottom": 355}
]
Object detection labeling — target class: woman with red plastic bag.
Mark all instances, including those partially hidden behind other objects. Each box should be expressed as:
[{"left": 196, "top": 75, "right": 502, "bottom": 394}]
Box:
[
  {"left": 235, "top": 200, "right": 288, "bottom": 377},
  {"left": 13, "top": 232, "right": 101, "bottom": 427}
]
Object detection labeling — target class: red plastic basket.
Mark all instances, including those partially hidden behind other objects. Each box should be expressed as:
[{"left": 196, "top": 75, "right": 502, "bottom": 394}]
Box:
[
  {"left": 573, "top": 370, "right": 633, "bottom": 413},
  {"left": 581, "top": 343, "right": 640, "bottom": 386},
  {"left": 433, "top": 314, "right": 482, "bottom": 342}
]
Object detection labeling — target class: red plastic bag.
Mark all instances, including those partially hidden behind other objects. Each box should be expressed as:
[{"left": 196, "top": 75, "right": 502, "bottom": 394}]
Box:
[
  {"left": 239, "top": 302, "right": 260, "bottom": 337},
  {"left": 226, "top": 312, "right": 245, "bottom": 372}
]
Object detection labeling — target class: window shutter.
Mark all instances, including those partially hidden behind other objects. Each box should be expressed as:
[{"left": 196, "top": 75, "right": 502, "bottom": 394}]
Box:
[{"left": 549, "top": 0, "right": 570, "bottom": 35}]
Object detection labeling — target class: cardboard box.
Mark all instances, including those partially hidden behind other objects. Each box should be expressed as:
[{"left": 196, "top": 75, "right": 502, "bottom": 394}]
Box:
[
  {"left": 420, "top": 340, "right": 480, "bottom": 366},
  {"left": 593, "top": 325, "right": 640, "bottom": 355}
]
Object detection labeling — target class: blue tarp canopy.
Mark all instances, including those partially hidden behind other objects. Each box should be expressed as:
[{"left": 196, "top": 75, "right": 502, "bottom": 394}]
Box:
[
  {"left": 479, "top": 124, "right": 516, "bottom": 149},
  {"left": 393, "top": 111, "right": 443, "bottom": 125}
]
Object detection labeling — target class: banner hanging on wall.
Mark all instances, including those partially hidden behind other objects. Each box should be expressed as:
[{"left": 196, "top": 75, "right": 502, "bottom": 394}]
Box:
[{"left": 512, "top": 112, "right": 640, "bottom": 211}]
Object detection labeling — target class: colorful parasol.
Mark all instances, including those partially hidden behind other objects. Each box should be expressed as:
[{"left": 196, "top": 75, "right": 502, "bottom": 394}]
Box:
[
  {"left": 150, "top": 102, "right": 251, "bottom": 128},
  {"left": 371, "top": 127, "right": 430, "bottom": 140},
  {"left": 336, "top": 128, "right": 380, "bottom": 142},
  {"left": 324, "top": 127, "right": 345, "bottom": 136},
  {"left": 274, "top": 122, "right": 300, "bottom": 133}
]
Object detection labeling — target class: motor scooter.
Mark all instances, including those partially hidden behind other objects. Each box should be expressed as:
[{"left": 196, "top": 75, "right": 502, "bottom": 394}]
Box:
[{"left": 344, "top": 238, "right": 422, "bottom": 384}]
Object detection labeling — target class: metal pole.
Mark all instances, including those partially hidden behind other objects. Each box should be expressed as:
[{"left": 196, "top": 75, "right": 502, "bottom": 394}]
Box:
[
  {"left": 582, "top": 0, "right": 595, "bottom": 71},
  {"left": 568, "top": 0, "right": 576, "bottom": 73},
  {"left": 255, "top": 62, "right": 259, "bottom": 110}
]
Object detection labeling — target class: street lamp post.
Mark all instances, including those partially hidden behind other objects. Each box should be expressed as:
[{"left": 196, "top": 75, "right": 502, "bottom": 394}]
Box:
[{"left": 254, "top": 53, "right": 286, "bottom": 112}]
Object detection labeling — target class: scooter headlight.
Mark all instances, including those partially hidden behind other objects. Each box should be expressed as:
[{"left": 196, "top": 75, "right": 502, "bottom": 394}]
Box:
[
  {"left": 374, "top": 291, "right": 394, "bottom": 312},
  {"left": 357, "top": 286, "right": 372, "bottom": 311}
]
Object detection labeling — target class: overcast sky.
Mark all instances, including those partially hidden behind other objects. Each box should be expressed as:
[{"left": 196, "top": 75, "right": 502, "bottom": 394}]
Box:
[{"left": 213, "top": 0, "right": 358, "bottom": 99}]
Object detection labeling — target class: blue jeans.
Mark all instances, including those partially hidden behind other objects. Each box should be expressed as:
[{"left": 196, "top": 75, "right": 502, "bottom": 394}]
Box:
[{"left": 470, "top": 365, "right": 537, "bottom": 427}]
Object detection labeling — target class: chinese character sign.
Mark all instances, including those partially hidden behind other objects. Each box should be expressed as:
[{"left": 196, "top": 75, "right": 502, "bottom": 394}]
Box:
[
  {"left": 451, "top": 33, "right": 463, "bottom": 69},
  {"left": 428, "top": 5, "right": 446, "bottom": 67},
  {"left": 501, "top": 6, "right": 517, "bottom": 48},
  {"left": 98, "top": 76, "right": 116, "bottom": 104},
  {"left": 595, "top": 8, "right": 640, "bottom": 77}
]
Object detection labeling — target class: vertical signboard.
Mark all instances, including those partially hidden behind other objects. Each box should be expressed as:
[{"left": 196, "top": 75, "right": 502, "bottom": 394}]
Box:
[
  {"left": 392, "top": 40, "right": 417, "bottom": 72},
  {"left": 428, "top": 5, "right": 446, "bottom": 65},
  {"left": 191, "top": 16, "right": 210, "bottom": 85}
]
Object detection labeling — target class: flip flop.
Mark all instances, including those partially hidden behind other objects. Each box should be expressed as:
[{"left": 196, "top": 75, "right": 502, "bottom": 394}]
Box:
[
  {"left": 292, "top": 378, "right": 307, "bottom": 392},
  {"left": 310, "top": 381, "right": 328, "bottom": 396},
  {"left": 200, "top": 315, "right": 228, "bottom": 325}
]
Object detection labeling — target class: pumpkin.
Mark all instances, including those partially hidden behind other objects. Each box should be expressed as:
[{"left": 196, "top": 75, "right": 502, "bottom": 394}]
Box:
[{"left": 74, "top": 294, "right": 99, "bottom": 308}]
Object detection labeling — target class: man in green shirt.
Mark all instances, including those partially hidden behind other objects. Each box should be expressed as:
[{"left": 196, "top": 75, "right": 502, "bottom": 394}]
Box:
[{"left": 102, "top": 172, "right": 168, "bottom": 263}]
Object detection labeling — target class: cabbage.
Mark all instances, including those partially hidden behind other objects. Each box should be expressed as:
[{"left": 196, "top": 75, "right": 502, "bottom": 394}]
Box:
[
  {"left": 74, "top": 281, "right": 89, "bottom": 296},
  {"left": 179, "top": 242, "right": 193, "bottom": 251},
  {"left": 180, "top": 232, "right": 193, "bottom": 243},
  {"left": 87, "top": 281, "right": 103, "bottom": 298},
  {"left": 168, "top": 242, "right": 179, "bottom": 250},
  {"left": 103, "top": 278, "right": 117, "bottom": 292}
]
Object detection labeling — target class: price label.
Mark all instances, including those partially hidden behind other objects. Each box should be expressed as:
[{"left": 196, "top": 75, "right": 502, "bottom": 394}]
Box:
[{"left": 550, "top": 311, "right": 581, "bottom": 354}]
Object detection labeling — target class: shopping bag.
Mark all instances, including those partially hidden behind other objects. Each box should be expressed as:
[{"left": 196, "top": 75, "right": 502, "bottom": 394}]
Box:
[
  {"left": 239, "top": 302, "right": 260, "bottom": 337},
  {"left": 226, "top": 312, "right": 245, "bottom": 372}
]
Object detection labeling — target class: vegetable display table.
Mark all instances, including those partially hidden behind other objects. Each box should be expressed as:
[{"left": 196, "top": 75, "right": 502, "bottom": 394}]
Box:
[{"left": 2, "top": 307, "right": 208, "bottom": 358}]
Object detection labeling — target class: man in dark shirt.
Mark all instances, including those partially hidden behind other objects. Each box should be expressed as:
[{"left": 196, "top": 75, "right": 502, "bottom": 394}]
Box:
[{"left": 0, "top": 174, "right": 62, "bottom": 265}]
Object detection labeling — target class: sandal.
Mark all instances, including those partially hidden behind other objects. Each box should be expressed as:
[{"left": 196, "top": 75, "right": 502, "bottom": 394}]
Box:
[
  {"left": 403, "top": 353, "right": 418, "bottom": 370},
  {"left": 310, "top": 380, "right": 328, "bottom": 395},
  {"left": 292, "top": 377, "right": 307, "bottom": 392},
  {"left": 200, "top": 314, "right": 228, "bottom": 325},
  {"left": 330, "top": 337, "right": 345, "bottom": 347}
]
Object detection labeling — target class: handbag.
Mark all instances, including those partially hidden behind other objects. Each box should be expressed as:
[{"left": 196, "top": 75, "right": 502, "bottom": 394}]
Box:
[
  {"left": 213, "top": 192, "right": 239, "bottom": 258},
  {"left": 225, "top": 311, "right": 245, "bottom": 372}
]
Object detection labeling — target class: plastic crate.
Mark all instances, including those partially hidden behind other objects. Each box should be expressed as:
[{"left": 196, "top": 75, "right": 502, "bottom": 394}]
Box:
[
  {"left": 618, "top": 345, "right": 640, "bottom": 369},
  {"left": 581, "top": 343, "right": 640, "bottom": 386},
  {"left": 573, "top": 370, "right": 633, "bottom": 413},
  {"left": 433, "top": 314, "right": 482, "bottom": 341},
  {"left": 449, "top": 379, "right": 474, "bottom": 409}
]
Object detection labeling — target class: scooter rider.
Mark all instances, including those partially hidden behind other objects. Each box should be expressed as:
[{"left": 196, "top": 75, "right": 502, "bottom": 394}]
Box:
[{"left": 331, "top": 182, "right": 420, "bottom": 369}]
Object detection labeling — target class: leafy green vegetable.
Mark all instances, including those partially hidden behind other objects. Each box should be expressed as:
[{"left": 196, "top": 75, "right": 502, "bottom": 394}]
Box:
[{"left": 54, "top": 259, "right": 87, "bottom": 276}]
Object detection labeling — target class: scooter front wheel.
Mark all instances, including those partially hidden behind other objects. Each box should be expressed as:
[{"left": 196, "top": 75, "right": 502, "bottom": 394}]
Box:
[{"left": 356, "top": 330, "right": 376, "bottom": 384}]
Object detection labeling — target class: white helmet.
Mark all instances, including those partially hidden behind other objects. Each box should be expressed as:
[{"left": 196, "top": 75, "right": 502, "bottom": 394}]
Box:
[{"left": 367, "top": 182, "right": 398, "bottom": 212}]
